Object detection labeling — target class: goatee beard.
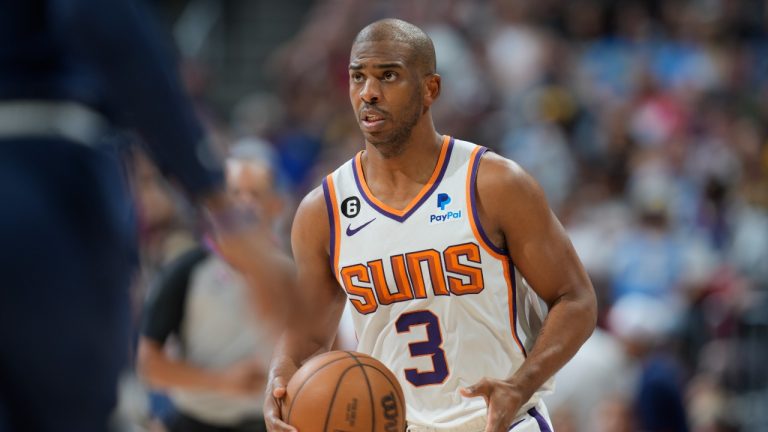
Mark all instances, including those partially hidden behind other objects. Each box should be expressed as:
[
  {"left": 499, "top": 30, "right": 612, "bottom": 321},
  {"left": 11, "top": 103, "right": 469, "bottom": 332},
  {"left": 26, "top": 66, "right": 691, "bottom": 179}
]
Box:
[{"left": 370, "top": 138, "right": 408, "bottom": 159}]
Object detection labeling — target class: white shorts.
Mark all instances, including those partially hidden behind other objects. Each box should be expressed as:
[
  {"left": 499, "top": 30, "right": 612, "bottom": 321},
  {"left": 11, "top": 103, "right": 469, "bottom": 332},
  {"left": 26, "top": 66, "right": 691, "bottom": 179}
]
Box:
[
  {"left": 507, "top": 402, "right": 553, "bottom": 432},
  {"left": 406, "top": 401, "right": 553, "bottom": 432}
]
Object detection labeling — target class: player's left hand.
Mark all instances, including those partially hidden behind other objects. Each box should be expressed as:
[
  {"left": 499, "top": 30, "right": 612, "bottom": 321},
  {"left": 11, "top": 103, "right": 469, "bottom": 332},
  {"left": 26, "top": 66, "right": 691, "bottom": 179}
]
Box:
[{"left": 460, "top": 378, "right": 526, "bottom": 432}]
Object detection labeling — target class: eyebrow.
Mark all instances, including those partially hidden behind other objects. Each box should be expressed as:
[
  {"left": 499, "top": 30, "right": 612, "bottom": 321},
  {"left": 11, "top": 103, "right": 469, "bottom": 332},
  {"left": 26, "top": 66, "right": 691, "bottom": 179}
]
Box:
[{"left": 349, "top": 62, "right": 405, "bottom": 70}]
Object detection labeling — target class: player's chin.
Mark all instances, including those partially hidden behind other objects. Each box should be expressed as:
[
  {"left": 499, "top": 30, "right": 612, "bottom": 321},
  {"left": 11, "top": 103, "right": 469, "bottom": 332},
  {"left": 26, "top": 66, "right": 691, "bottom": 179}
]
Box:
[{"left": 361, "top": 130, "right": 393, "bottom": 146}]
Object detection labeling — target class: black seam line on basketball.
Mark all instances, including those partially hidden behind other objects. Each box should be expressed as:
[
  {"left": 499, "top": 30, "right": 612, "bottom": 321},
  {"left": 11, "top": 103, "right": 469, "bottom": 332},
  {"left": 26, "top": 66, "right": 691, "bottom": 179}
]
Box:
[
  {"left": 286, "top": 356, "right": 353, "bottom": 423},
  {"left": 323, "top": 364, "right": 363, "bottom": 432},
  {"left": 344, "top": 352, "right": 376, "bottom": 432},
  {"left": 357, "top": 364, "right": 405, "bottom": 423}
]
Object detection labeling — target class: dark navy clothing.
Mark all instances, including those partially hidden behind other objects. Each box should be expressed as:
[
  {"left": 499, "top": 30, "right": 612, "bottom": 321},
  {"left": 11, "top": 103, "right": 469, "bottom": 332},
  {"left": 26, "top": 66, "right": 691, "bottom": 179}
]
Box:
[
  {"left": 0, "top": 0, "right": 225, "bottom": 430},
  {"left": 635, "top": 355, "right": 690, "bottom": 432},
  {"left": 0, "top": 0, "right": 223, "bottom": 196},
  {"left": 0, "top": 137, "right": 136, "bottom": 432}
]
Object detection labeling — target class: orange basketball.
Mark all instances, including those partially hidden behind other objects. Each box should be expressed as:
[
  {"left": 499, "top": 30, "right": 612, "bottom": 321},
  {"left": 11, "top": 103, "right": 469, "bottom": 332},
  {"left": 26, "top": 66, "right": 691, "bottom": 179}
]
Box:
[{"left": 282, "top": 351, "right": 406, "bottom": 432}]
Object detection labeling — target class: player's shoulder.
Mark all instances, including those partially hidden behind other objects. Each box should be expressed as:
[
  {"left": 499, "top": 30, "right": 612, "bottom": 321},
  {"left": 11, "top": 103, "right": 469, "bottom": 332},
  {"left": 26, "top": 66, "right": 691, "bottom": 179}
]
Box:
[
  {"left": 476, "top": 150, "right": 541, "bottom": 196},
  {"left": 291, "top": 183, "right": 332, "bottom": 248},
  {"left": 472, "top": 149, "right": 551, "bottom": 231},
  {"left": 295, "top": 185, "right": 327, "bottom": 222}
]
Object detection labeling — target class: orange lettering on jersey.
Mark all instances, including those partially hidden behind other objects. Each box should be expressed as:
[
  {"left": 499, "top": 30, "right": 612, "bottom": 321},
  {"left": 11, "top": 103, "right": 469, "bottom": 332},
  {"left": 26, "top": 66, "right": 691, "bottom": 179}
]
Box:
[
  {"left": 340, "top": 264, "right": 378, "bottom": 314},
  {"left": 444, "top": 243, "right": 485, "bottom": 295},
  {"left": 406, "top": 249, "right": 448, "bottom": 297},
  {"left": 369, "top": 258, "right": 414, "bottom": 305},
  {"left": 391, "top": 255, "right": 415, "bottom": 301}
]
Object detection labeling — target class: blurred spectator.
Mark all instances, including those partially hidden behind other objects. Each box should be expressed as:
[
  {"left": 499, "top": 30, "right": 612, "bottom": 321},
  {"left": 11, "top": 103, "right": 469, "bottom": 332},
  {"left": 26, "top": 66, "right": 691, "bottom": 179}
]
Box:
[
  {"left": 544, "top": 327, "right": 629, "bottom": 432},
  {"left": 609, "top": 295, "right": 691, "bottom": 432},
  {"left": 610, "top": 165, "right": 718, "bottom": 307},
  {"left": 137, "top": 142, "right": 286, "bottom": 432}
]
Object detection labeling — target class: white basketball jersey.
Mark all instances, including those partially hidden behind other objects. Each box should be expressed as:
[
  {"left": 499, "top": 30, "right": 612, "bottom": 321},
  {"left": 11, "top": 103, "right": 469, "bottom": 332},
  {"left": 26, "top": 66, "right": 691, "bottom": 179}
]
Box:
[{"left": 322, "top": 136, "right": 553, "bottom": 429}]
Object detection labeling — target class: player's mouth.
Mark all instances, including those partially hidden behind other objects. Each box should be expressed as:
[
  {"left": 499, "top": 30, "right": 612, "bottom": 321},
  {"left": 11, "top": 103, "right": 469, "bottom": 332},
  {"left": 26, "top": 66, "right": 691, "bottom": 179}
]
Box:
[{"left": 360, "top": 110, "right": 387, "bottom": 131}]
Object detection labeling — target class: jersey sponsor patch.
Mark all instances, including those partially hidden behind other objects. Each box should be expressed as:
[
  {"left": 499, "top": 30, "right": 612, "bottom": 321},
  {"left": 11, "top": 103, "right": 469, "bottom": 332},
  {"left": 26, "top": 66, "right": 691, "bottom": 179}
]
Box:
[
  {"left": 429, "top": 211, "right": 463, "bottom": 224},
  {"left": 430, "top": 192, "right": 462, "bottom": 224}
]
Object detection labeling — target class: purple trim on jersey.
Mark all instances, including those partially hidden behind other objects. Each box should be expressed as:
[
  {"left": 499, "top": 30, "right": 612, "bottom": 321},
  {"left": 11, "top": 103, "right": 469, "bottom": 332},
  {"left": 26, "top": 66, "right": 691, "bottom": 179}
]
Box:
[
  {"left": 321, "top": 178, "right": 336, "bottom": 272},
  {"left": 528, "top": 407, "right": 552, "bottom": 432},
  {"left": 352, "top": 137, "right": 455, "bottom": 223},
  {"left": 507, "top": 258, "right": 528, "bottom": 357},
  {"left": 469, "top": 147, "right": 507, "bottom": 255},
  {"left": 507, "top": 418, "right": 525, "bottom": 430}
]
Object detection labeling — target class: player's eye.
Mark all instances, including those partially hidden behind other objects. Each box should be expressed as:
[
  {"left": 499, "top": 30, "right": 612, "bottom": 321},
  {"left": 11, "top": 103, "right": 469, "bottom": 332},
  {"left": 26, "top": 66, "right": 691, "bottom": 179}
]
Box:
[
  {"left": 382, "top": 71, "right": 397, "bottom": 82},
  {"left": 351, "top": 73, "right": 364, "bottom": 83}
]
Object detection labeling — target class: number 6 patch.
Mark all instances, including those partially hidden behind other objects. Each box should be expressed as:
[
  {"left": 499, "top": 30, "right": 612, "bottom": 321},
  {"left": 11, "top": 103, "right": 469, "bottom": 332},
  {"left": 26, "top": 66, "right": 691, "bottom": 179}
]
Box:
[{"left": 341, "top": 196, "right": 361, "bottom": 218}]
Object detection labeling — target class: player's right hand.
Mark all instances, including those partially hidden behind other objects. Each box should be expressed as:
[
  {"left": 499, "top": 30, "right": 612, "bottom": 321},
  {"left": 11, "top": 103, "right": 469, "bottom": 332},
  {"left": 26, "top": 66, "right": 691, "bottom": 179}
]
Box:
[{"left": 264, "top": 361, "right": 299, "bottom": 432}]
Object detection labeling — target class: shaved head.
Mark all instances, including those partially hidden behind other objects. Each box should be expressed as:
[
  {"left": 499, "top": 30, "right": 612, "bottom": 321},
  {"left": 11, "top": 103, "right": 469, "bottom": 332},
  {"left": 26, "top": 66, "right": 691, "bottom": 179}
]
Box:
[{"left": 352, "top": 18, "right": 436, "bottom": 75}]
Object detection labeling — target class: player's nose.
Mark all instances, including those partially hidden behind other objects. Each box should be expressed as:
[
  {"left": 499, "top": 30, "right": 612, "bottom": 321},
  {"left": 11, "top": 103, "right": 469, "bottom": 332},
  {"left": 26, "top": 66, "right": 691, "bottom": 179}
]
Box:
[{"left": 360, "top": 78, "right": 381, "bottom": 104}]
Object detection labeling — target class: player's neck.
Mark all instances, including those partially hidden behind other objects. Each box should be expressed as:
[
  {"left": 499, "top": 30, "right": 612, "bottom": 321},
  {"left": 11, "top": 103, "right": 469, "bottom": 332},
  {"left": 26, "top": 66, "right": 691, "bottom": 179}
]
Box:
[{"left": 362, "top": 127, "right": 443, "bottom": 190}]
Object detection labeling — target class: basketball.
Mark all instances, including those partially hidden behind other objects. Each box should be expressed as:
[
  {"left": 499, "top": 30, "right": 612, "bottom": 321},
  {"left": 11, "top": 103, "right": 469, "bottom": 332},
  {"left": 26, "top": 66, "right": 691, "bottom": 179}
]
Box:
[{"left": 282, "top": 351, "right": 406, "bottom": 432}]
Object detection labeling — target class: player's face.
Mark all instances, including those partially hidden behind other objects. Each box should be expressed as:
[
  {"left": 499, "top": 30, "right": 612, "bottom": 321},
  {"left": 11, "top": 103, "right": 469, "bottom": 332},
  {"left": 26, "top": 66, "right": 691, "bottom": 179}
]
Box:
[{"left": 349, "top": 40, "right": 424, "bottom": 155}]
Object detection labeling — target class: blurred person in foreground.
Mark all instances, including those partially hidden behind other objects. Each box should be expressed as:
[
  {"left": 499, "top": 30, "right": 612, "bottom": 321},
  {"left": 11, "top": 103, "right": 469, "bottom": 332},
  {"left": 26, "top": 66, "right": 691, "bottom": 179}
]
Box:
[
  {"left": 264, "top": 18, "right": 596, "bottom": 432},
  {"left": 138, "top": 142, "right": 286, "bottom": 432},
  {"left": 0, "top": 1, "right": 293, "bottom": 431}
]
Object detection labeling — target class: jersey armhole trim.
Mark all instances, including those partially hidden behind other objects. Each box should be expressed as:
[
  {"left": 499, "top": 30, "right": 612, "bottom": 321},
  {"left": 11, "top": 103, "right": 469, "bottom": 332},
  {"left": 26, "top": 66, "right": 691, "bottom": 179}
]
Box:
[
  {"left": 503, "top": 259, "right": 528, "bottom": 357},
  {"left": 322, "top": 175, "right": 341, "bottom": 280},
  {"left": 466, "top": 146, "right": 527, "bottom": 357},
  {"left": 466, "top": 146, "right": 507, "bottom": 258}
]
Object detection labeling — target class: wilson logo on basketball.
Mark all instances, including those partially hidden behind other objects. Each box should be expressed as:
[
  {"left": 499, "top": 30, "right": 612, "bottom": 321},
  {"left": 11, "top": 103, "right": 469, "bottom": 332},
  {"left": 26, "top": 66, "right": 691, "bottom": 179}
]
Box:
[
  {"left": 345, "top": 398, "right": 358, "bottom": 426},
  {"left": 381, "top": 392, "right": 399, "bottom": 432}
]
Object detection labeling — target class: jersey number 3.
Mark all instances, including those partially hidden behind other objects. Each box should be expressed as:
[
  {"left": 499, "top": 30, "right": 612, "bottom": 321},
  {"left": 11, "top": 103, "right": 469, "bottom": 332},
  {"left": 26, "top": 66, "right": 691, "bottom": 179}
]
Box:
[{"left": 395, "top": 310, "right": 449, "bottom": 386}]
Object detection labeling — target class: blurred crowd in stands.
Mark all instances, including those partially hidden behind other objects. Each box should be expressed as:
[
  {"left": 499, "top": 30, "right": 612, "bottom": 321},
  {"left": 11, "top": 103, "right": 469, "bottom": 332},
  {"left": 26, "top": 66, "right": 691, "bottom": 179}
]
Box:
[{"left": 124, "top": 1, "right": 768, "bottom": 431}]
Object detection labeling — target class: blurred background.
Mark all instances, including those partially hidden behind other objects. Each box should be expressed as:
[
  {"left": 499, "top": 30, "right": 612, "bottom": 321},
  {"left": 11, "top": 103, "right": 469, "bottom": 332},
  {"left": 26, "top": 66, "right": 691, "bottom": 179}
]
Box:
[{"left": 122, "top": 0, "right": 768, "bottom": 431}]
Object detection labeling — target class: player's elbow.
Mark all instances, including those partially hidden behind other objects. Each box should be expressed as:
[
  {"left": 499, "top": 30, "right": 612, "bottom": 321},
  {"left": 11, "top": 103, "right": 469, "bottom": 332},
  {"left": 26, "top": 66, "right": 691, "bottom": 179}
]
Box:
[
  {"left": 573, "top": 284, "right": 598, "bottom": 337},
  {"left": 555, "top": 283, "right": 598, "bottom": 339}
]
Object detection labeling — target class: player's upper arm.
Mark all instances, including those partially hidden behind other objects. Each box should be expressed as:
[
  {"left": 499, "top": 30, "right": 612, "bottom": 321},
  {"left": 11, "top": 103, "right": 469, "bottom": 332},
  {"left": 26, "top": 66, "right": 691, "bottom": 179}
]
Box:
[
  {"left": 476, "top": 152, "right": 594, "bottom": 308},
  {"left": 290, "top": 186, "right": 347, "bottom": 346}
]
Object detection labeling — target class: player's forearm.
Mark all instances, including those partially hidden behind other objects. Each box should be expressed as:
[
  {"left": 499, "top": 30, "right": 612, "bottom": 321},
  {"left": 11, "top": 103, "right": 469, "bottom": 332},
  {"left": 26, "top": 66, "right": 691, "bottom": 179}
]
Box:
[{"left": 505, "top": 286, "right": 596, "bottom": 401}]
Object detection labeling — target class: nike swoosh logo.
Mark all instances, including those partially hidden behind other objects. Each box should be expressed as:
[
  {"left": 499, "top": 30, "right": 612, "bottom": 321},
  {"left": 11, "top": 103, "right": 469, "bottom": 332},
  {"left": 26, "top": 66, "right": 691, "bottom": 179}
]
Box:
[{"left": 346, "top": 218, "right": 376, "bottom": 236}]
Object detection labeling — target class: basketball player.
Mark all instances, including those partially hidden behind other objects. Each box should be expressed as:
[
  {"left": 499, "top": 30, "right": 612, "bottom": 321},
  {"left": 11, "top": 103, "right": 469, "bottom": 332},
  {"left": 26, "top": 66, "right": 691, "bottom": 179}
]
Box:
[
  {"left": 264, "top": 19, "right": 596, "bottom": 432},
  {"left": 0, "top": 1, "right": 292, "bottom": 430}
]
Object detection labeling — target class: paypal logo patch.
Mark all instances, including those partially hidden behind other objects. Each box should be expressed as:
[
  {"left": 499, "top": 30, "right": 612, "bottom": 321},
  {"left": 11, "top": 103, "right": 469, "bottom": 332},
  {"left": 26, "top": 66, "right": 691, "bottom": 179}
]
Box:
[
  {"left": 430, "top": 193, "right": 462, "bottom": 224},
  {"left": 437, "top": 193, "right": 451, "bottom": 210},
  {"left": 429, "top": 211, "right": 462, "bottom": 224}
]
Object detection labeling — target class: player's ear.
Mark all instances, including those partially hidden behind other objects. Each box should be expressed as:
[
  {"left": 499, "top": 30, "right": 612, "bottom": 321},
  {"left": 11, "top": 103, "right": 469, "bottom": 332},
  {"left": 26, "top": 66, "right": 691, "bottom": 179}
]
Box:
[{"left": 423, "top": 73, "right": 441, "bottom": 108}]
